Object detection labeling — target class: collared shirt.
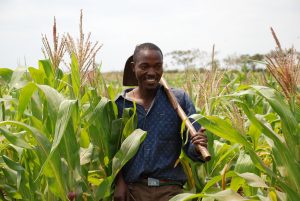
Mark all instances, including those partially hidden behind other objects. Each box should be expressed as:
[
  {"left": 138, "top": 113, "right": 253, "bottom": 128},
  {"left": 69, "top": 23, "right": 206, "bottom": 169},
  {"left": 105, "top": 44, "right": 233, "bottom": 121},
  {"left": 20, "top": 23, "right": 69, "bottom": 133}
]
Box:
[{"left": 115, "top": 85, "right": 202, "bottom": 183}]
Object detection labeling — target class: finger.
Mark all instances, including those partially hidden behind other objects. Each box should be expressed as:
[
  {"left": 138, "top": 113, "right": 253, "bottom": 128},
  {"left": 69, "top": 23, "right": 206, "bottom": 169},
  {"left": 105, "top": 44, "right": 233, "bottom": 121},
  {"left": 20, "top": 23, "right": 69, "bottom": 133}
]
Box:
[
  {"left": 191, "top": 138, "right": 208, "bottom": 145},
  {"left": 193, "top": 140, "right": 208, "bottom": 147},
  {"left": 192, "top": 138, "right": 208, "bottom": 144},
  {"left": 200, "top": 127, "right": 206, "bottom": 132},
  {"left": 192, "top": 134, "right": 207, "bottom": 140}
]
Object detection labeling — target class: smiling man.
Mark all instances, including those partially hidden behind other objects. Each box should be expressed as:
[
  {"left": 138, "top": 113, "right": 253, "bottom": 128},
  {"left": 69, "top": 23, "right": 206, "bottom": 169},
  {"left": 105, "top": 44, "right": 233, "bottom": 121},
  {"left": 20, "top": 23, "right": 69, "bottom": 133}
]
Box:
[{"left": 114, "top": 43, "right": 207, "bottom": 201}]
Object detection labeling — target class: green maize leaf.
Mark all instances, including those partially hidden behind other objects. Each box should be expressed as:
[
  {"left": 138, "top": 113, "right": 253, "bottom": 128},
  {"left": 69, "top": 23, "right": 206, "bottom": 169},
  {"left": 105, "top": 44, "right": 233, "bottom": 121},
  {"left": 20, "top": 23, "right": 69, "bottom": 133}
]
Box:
[
  {"left": 2, "top": 155, "right": 24, "bottom": 172},
  {"left": 210, "top": 142, "right": 239, "bottom": 176},
  {"left": 272, "top": 180, "right": 299, "bottom": 201},
  {"left": 230, "top": 176, "right": 245, "bottom": 193},
  {"left": 88, "top": 171, "right": 103, "bottom": 186},
  {"left": 37, "top": 84, "right": 65, "bottom": 124},
  {"left": 202, "top": 198, "right": 216, "bottom": 201},
  {"left": 58, "top": 120, "right": 81, "bottom": 174},
  {"left": 30, "top": 92, "right": 43, "bottom": 120},
  {"left": 17, "top": 82, "right": 37, "bottom": 119},
  {"left": 2, "top": 155, "right": 24, "bottom": 190},
  {"left": 202, "top": 171, "right": 236, "bottom": 192},
  {"left": 9, "top": 67, "right": 27, "bottom": 90},
  {"left": 0, "top": 127, "right": 31, "bottom": 149},
  {"left": 89, "top": 97, "right": 117, "bottom": 162},
  {"left": 257, "top": 194, "right": 273, "bottom": 201},
  {"left": 171, "top": 189, "right": 253, "bottom": 201},
  {"left": 246, "top": 148, "right": 276, "bottom": 178},
  {"left": 251, "top": 86, "right": 300, "bottom": 163},
  {"left": 0, "top": 121, "right": 67, "bottom": 200},
  {"left": 170, "top": 193, "right": 203, "bottom": 201},
  {"left": 229, "top": 86, "right": 300, "bottom": 199},
  {"left": 248, "top": 124, "right": 261, "bottom": 150},
  {"left": 95, "top": 178, "right": 113, "bottom": 199},
  {"left": 8, "top": 143, "right": 24, "bottom": 158},
  {"left": 237, "top": 101, "right": 300, "bottom": 192},
  {"left": 70, "top": 54, "right": 80, "bottom": 98},
  {"left": 39, "top": 60, "right": 54, "bottom": 86},
  {"left": 37, "top": 84, "right": 65, "bottom": 113},
  {"left": 81, "top": 88, "right": 92, "bottom": 104},
  {"left": 236, "top": 172, "right": 268, "bottom": 188},
  {"left": 0, "top": 68, "right": 13, "bottom": 82},
  {"left": 234, "top": 151, "right": 259, "bottom": 174},
  {"left": 88, "top": 124, "right": 104, "bottom": 164},
  {"left": 29, "top": 115, "right": 48, "bottom": 136},
  {"left": 206, "top": 189, "right": 251, "bottom": 201},
  {"left": 22, "top": 152, "right": 40, "bottom": 200},
  {"left": 79, "top": 128, "right": 90, "bottom": 148},
  {"left": 52, "top": 100, "right": 77, "bottom": 153},
  {"left": 231, "top": 151, "right": 259, "bottom": 192},
  {"left": 191, "top": 114, "right": 252, "bottom": 149},
  {"left": 122, "top": 102, "right": 137, "bottom": 138},
  {"left": 107, "top": 84, "right": 116, "bottom": 100},
  {"left": 111, "top": 128, "right": 147, "bottom": 176},
  {"left": 56, "top": 73, "right": 69, "bottom": 93},
  {"left": 2, "top": 167, "right": 17, "bottom": 186},
  {"left": 192, "top": 113, "right": 276, "bottom": 177},
  {"left": 250, "top": 86, "right": 298, "bottom": 137},
  {"left": 179, "top": 151, "right": 196, "bottom": 190},
  {"left": 38, "top": 99, "right": 78, "bottom": 180},
  {"left": 109, "top": 118, "right": 123, "bottom": 157},
  {"left": 53, "top": 68, "right": 64, "bottom": 89},
  {"left": 247, "top": 86, "right": 299, "bottom": 160},
  {"left": 28, "top": 67, "right": 45, "bottom": 84},
  {"left": 95, "top": 128, "right": 147, "bottom": 199},
  {"left": 16, "top": 82, "right": 65, "bottom": 129},
  {"left": 80, "top": 144, "right": 93, "bottom": 165},
  {"left": 274, "top": 190, "right": 286, "bottom": 201}
]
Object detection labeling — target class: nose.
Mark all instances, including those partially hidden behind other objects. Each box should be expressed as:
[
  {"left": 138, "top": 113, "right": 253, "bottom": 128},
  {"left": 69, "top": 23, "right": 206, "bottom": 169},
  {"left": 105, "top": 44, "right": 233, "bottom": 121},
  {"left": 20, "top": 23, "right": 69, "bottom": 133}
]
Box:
[{"left": 146, "top": 67, "right": 156, "bottom": 76}]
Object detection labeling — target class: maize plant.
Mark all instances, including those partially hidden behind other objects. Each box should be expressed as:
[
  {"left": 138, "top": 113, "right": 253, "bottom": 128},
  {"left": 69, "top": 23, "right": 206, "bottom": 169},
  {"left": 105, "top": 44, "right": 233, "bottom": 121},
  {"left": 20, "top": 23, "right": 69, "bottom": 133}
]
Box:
[{"left": 0, "top": 56, "right": 146, "bottom": 201}]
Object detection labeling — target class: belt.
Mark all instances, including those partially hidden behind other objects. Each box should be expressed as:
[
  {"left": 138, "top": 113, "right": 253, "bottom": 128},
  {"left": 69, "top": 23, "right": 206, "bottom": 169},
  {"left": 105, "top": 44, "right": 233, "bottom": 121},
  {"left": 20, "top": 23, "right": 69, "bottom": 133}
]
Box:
[{"left": 138, "top": 177, "right": 183, "bottom": 187}]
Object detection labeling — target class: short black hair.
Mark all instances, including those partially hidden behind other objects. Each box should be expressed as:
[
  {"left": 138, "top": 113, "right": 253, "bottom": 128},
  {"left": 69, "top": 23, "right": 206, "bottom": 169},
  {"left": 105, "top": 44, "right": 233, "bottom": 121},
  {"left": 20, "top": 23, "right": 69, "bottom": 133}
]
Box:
[{"left": 133, "top": 43, "right": 163, "bottom": 62}]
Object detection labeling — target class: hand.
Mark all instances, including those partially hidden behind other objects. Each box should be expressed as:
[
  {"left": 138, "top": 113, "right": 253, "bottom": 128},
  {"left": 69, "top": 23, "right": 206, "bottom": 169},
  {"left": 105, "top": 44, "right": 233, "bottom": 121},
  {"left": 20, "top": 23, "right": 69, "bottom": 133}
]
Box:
[
  {"left": 114, "top": 173, "right": 128, "bottom": 201},
  {"left": 191, "top": 127, "right": 208, "bottom": 148}
]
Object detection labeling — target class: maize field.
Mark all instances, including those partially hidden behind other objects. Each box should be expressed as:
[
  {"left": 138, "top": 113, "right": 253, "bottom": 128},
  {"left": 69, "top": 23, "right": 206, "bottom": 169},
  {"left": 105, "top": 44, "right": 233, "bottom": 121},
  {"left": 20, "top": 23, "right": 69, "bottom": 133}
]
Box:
[{"left": 0, "top": 15, "right": 299, "bottom": 201}]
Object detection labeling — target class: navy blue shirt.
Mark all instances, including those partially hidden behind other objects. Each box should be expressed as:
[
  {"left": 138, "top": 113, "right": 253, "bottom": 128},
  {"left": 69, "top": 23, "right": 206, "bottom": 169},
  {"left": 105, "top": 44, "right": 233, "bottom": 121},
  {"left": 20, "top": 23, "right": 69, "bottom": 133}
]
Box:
[{"left": 115, "top": 85, "right": 202, "bottom": 183}]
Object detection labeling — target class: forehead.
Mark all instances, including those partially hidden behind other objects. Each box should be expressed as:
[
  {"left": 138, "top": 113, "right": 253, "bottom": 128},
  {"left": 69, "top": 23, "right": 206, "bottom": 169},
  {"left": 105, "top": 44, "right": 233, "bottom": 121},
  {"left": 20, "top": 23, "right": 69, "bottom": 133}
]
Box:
[{"left": 134, "top": 49, "right": 163, "bottom": 63}]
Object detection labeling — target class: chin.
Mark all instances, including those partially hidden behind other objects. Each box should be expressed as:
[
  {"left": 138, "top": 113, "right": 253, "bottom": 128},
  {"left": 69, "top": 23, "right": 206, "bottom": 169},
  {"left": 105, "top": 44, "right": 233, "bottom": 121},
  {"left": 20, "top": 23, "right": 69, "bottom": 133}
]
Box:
[{"left": 145, "top": 83, "right": 159, "bottom": 90}]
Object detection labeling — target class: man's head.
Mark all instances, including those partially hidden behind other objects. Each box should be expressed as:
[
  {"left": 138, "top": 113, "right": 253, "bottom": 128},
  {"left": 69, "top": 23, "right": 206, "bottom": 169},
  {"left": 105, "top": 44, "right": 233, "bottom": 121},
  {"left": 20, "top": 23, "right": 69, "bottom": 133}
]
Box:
[
  {"left": 123, "top": 43, "right": 163, "bottom": 89},
  {"left": 132, "top": 43, "right": 163, "bottom": 63}
]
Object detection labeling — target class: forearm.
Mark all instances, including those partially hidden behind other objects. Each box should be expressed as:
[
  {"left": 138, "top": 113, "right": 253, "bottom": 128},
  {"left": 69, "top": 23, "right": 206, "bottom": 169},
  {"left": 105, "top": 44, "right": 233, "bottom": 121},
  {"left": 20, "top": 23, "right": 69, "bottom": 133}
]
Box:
[{"left": 184, "top": 126, "right": 208, "bottom": 162}]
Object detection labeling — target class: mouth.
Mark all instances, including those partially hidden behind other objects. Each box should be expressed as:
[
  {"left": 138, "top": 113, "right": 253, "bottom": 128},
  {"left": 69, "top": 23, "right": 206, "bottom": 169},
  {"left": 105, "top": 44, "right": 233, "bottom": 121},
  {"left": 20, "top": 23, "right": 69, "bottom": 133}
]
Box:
[{"left": 145, "top": 77, "right": 158, "bottom": 84}]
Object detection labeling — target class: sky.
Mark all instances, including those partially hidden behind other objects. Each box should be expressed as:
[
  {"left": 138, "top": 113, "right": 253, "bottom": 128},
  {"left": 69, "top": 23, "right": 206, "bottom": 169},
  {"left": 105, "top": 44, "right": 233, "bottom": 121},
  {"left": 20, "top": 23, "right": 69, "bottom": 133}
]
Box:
[{"left": 0, "top": 0, "right": 299, "bottom": 72}]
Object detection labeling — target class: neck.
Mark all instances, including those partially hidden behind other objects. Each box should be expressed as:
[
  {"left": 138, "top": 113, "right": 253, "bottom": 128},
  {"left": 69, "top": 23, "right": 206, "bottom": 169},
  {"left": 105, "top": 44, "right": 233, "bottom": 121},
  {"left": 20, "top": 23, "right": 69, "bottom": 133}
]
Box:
[{"left": 135, "top": 86, "right": 158, "bottom": 101}]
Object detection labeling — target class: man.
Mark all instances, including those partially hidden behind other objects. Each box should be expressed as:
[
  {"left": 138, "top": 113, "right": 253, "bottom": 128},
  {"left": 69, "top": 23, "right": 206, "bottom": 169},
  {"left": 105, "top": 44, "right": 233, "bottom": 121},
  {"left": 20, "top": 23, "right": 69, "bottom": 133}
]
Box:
[{"left": 114, "top": 43, "right": 207, "bottom": 201}]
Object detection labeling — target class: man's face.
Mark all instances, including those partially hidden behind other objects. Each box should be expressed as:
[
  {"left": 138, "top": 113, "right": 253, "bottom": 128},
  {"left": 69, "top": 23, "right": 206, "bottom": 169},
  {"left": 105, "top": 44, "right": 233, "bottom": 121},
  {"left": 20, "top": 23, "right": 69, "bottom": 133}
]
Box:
[{"left": 132, "top": 49, "right": 163, "bottom": 90}]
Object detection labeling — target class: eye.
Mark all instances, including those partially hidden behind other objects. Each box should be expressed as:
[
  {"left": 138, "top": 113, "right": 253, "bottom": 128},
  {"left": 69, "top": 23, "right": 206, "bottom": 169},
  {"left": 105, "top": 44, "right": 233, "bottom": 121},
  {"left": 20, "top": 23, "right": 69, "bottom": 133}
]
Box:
[
  {"left": 155, "top": 63, "right": 162, "bottom": 69},
  {"left": 139, "top": 64, "right": 148, "bottom": 70}
]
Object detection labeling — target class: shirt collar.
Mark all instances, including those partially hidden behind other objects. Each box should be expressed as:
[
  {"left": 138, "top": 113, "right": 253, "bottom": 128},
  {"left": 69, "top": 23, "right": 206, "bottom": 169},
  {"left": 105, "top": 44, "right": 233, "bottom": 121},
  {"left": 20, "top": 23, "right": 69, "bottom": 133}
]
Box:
[{"left": 115, "top": 84, "right": 163, "bottom": 102}]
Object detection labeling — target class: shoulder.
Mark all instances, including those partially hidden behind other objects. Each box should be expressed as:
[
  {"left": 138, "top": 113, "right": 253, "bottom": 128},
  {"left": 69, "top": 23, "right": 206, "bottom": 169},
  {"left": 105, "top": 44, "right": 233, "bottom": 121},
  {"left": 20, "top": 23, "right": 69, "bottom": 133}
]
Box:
[
  {"left": 114, "top": 88, "right": 134, "bottom": 103},
  {"left": 170, "top": 88, "right": 188, "bottom": 106},
  {"left": 170, "top": 88, "right": 185, "bottom": 97}
]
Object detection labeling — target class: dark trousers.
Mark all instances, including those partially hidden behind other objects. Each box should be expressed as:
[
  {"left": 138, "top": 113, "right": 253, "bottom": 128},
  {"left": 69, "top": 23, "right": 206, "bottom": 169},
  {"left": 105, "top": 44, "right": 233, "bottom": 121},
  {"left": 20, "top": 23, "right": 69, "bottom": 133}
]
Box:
[{"left": 127, "top": 183, "right": 183, "bottom": 201}]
